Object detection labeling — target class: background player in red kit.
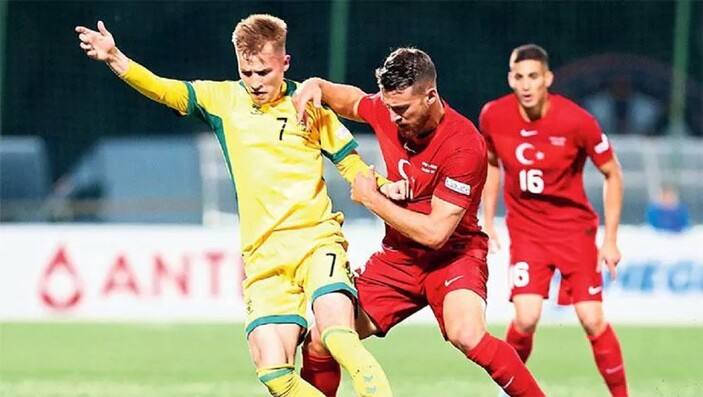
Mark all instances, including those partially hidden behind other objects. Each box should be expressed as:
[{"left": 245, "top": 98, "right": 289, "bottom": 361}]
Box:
[
  {"left": 480, "top": 44, "right": 628, "bottom": 396},
  {"left": 293, "top": 48, "right": 544, "bottom": 397}
]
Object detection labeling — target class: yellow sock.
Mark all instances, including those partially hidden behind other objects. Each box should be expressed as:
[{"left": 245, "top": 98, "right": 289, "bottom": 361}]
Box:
[
  {"left": 321, "top": 326, "right": 393, "bottom": 397},
  {"left": 257, "top": 365, "right": 325, "bottom": 397}
]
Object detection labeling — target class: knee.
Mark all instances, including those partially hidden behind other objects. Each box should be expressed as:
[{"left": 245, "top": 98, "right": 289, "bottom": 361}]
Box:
[
  {"left": 312, "top": 292, "right": 353, "bottom": 331},
  {"left": 248, "top": 324, "right": 300, "bottom": 369},
  {"left": 579, "top": 314, "right": 606, "bottom": 336},
  {"left": 249, "top": 342, "right": 278, "bottom": 370},
  {"left": 514, "top": 312, "right": 540, "bottom": 334},
  {"left": 446, "top": 324, "right": 486, "bottom": 354}
]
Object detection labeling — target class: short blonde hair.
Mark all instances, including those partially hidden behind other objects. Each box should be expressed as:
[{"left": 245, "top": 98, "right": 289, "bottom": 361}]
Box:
[{"left": 232, "top": 14, "right": 287, "bottom": 57}]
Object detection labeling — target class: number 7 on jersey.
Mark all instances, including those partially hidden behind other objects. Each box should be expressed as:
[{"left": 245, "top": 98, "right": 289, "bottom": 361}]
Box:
[{"left": 276, "top": 117, "right": 287, "bottom": 140}]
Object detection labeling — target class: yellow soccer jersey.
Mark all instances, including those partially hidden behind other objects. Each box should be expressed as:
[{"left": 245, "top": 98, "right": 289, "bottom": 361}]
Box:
[
  {"left": 120, "top": 61, "right": 382, "bottom": 259},
  {"left": 184, "top": 79, "right": 355, "bottom": 256}
]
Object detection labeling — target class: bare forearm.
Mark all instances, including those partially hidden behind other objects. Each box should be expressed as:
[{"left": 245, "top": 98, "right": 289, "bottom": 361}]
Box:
[
  {"left": 316, "top": 78, "right": 366, "bottom": 122},
  {"left": 482, "top": 164, "right": 500, "bottom": 228},
  {"left": 603, "top": 168, "right": 623, "bottom": 244},
  {"left": 365, "top": 194, "right": 445, "bottom": 249}
]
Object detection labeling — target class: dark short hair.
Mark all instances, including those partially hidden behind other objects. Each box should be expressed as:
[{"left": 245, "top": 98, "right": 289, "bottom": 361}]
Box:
[
  {"left": 375, "top": 47, "right": 437, "bottom": 92},
  {"left": 510, "top": 44, "right": 549, "bottom": 68}
]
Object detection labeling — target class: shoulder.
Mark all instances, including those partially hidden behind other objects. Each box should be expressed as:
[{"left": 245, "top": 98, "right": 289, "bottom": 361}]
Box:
[
  {"left": 357, "top": 92, "right": 387, "bottom": 123},
  {"left": 447, "top": 106, "right": 481, "bottom": 134},
  {"left": 552, "top": 94, "right": 595, "bottom": 122},
  {"left": 552, "top": 96, "right": 606, "bottom": 148},
  {"left": 186, "top": 81, "right": 242, "bottom": 115},
  {"left": 480, "top": 94, "right": 514, "bottom": 118},
  {"left": 359, "top": 92, "right": 384, "bottom": 109},
  {"left": 189, "top": 79, "right": 244, "bottom": 97},
  {"left": 479, "top": 94, "right": 515, "bottom": 134},
  {"left": 441, "top": 108, "right": 486, "bottom": 156},
  {"left": 189, "top": 79, "right": 239, "bottom": 90}
]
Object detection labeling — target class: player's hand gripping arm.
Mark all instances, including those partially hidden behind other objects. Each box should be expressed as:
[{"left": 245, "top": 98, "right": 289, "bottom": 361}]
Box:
[
  {"left": 335, "top": 159, "right": 407, "bottom": 200},
  {"left": 293, "top": 78, "right": 367, "bottom": 123},
  {"left": 379, "top": 179, "right": 410, "bottom": 201},
  {"left": 75, "top": 21, "right": 189, "bottom": 114},
  {"left": 598, "top": 157, "right": 624, "bottom": 280},
  {"left": 352, "top": 168, "right": 464, "bottom": 249},
  {"left": 482, "top": 151, "right": 502, "bottom": 252},
  {"left": 335, "top": 150, "right": 398, "bottom": 190}
]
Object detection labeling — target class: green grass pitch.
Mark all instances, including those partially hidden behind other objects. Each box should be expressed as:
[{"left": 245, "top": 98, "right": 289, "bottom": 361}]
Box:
[{"left": 1, "top": 323, "right": 701, "bottom": 396}]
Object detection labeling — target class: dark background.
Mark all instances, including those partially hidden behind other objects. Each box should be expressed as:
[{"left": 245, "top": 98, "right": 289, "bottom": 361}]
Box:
[{"left": 3, "top": 0, "right": 702, "bottom": 181}]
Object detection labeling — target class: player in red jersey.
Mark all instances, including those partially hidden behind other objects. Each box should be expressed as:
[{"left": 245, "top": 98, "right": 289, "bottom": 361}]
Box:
[
  {"left": 293, "top": 48, "right": 544, "bottom": 397},
  {"left": 480, "top": 44, "right": 628, "bottom": 396}
]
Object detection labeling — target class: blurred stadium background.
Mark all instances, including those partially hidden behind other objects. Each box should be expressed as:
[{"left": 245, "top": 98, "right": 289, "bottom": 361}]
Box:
[{"left": 1, "top": 1, "right": 702, "bottom": 396}]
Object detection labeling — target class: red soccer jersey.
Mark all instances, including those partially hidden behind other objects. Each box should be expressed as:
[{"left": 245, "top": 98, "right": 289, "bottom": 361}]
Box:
[
  {"left": 479, "top": 93, "right": 614, "bottom": 239},
  {"left": 358, "top": 93, "right": 488, "bottom": 257}
]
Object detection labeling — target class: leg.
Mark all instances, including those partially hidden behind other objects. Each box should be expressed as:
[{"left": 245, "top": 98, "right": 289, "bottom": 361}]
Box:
[
  {"left": 575, "top": 301, "right": 628, "bottom": 397},
  {"left": 504, "top": 245, "right": 554, "bottom": 364},
  {"left": 248, "top": 323, "right": 301, "bottom": 368},
  {"left": 303, "top": 245, "right": 392, "bottom": 397},
  {"left": 301, "top": 308, "right": 380, "bottom": 397},
  {"left": 243, "top": 245, "right": 325, "bottom": 397},
  {"left": 312, "top": 293, "right": 391, "bottom": 397},
  {"left": 441, "top": 290, "right": 544, "bottom": 397},
  {"left": 506, "top": 294, "right": 544, "bottom": 362},
  {"left": 301, "top": 250, "right": 423, "bottom": 396},
  {"left": 301, "top": 323, "right": 340, "bottom": 397},
  {"left": 559, "top": 231, "right": 628, "bottom": 397},
  {"left": 574, "top": 300, "right": 607, "bottom": 337},
  {"left": 249, "top": 323, "right": 325, "bottom": 397},
  {"left": 424, "top": 254, "right": 544, "bottom": 397}
]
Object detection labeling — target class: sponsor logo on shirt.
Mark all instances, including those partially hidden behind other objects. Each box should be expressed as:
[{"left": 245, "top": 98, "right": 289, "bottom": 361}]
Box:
[
  {"left": 250, "top": 104, "right": 263, "bottom": 115},
  {"left": 445, "top": 177, "right": 471, "bottom": 196},
  {"left": 520, "top": 129, "right": 538, "bottom": 137},
  {"left": 549, "top": 136, "right": 567, "bottom": 146},
  {"left": 403, "top": 142, "right": 417, "bottom": 153},
  {"left": 421, "top": 161, "right": 438, "bottom": 174}
]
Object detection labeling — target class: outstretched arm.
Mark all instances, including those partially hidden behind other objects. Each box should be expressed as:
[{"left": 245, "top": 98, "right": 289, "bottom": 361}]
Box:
[
  {"left": 76, "top": 20, "right": 129, "bottom": 75},
  {"left": 293, "top": 78, "right": 368, "bottom": 123},
  {"left": 75, "top": 21, "right": 189, "bottom": 114}
]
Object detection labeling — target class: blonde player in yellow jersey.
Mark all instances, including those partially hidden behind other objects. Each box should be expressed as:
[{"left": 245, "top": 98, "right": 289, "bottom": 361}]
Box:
[{"left": 76, "top": 14, "right": 395, "bottom": 397}]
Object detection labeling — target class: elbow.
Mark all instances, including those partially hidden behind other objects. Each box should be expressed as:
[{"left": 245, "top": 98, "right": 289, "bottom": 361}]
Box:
[
  {"left": 604, "top": 161, "right": 624, "bottom": 181},
  {"left": 422, "top": 230, "right": 452, "bottom": 250}
]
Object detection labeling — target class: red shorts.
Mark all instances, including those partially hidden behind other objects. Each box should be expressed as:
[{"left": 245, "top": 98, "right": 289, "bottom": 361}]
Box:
[
  {"left": 508, "top": 229, "right": 601, "bottom": 305},
  {"left": 355, "top": 248, "right": 488, "bottom": 338}
]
